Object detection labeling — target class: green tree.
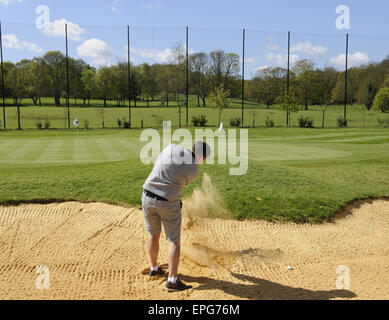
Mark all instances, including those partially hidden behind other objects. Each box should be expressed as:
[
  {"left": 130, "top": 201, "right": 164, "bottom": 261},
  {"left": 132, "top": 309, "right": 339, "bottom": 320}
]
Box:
[
  {"left": 40, "top": 51, "right": 66, "bottom": 106},
  {"left": 291, "top": 59, "right": 320, "bottom": 110},
  {"left": 278, "top": 92, "right": 299, "bottom": 127},
  {"left": 210, "top": 84, "right": 231, "bottom": 126},
  {"left": 255, "top": 67, "right": 287, "bottom": 109},
  {"left": 81, "top": 68, "right": 97, "bottom": 105},
  {"left": 8, "top": 61, "right": 30, "bottom": 129},
  {"left": 189, "top": 52, "right": 211, "bottom": 107},
  {"left": 69, "top": 58, "right": 89, "bottom": 105},
  {"left": 139, "top": 63, "right": 157, "bottom": 107},
  {"left": 209, "top": 50, "right": 240, "bottom": 92},
  {"left": 317, "top": 67, "right": 338, "bottom": 128},
  {"left": 96, "top": 67, "right": 114, "bottom": 107},
  {"left": 155, "top": 65, "right": 174, "bottom": 107},
  {"left": 372, "top": 88, "right": 389, "bottom": 112}
]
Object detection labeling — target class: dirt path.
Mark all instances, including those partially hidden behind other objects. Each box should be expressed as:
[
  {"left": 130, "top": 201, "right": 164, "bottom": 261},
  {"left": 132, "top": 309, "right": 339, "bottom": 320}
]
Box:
[{"left": 0, "top": 200, "right": 388, "bottom": 300}]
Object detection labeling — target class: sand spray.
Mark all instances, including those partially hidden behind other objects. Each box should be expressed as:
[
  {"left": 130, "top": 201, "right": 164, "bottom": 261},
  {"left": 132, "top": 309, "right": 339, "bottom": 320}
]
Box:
[{"left": 181, "top": 174, "right": 233, "bottom": 270}]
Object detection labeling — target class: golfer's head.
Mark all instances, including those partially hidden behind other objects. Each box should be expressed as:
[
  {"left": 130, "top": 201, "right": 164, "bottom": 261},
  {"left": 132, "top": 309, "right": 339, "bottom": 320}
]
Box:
[{"left": 192, "top": 141, "right": 211, "bottom": 165}]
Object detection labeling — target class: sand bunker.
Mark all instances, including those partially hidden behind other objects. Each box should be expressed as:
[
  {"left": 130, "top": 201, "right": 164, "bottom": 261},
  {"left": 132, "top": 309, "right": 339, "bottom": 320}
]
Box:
[{"left": 0, "top": 194, "right": 388, "bottom": 299}]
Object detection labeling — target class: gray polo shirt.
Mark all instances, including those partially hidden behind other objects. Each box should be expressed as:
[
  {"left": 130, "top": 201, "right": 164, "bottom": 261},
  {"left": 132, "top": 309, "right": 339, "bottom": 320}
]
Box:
[{"left": 143, "top": 144, "right": 199, "bottom": 201}]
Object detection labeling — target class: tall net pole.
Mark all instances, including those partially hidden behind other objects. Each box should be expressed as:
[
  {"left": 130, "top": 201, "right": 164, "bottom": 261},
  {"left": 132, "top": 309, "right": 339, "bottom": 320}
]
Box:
[
  {"left": 0, "top": 21, "right": 6, "bottom": 130},
  {"left": 287, "top": 31, "right": 291, "bottom": 128},
  {"left": 127, "top": 25, "right": 132, "bottom": 129},
  {"left": 344, "top": 33, "right": 349, "bottom": 123},
  {"left": 241, "top": 28, "right": 245, "bottom": 127},
  {"left": 65, "top": 23, "right": 70, "bottom": 129},
  {"left": 186, "top": 26, "right": 189, "bottom": 126}
]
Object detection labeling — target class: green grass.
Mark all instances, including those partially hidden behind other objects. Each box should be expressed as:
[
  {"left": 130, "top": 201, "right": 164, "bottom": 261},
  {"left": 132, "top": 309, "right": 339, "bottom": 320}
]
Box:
[
  {"left": 0, "top": 127, "right": 389, "bottom": 223},
  {"left": 1, "top": 101, "right": 389, "bottom": 130}
]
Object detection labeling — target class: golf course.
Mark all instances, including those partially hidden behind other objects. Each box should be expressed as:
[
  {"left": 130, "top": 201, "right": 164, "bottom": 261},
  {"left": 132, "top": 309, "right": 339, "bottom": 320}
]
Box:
[
  {"left": 1, "top": 116, "right": 388, "bottom": 222},
  {"left": 0, "top": 120, "right": 389, "bottom": 299}
]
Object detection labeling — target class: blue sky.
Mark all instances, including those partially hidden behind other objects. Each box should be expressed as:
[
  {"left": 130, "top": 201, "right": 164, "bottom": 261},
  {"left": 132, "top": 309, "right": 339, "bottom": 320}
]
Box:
[{"left": 1, "top": 0, "right": 389, "bottom": 78}]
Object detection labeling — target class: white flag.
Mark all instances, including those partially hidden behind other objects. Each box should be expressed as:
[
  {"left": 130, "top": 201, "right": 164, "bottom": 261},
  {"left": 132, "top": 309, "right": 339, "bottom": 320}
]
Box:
[
  {"left": 73, "top": 118, "right": 79, "bottom": 128},
  {"left": 219, "top": 122, "right": 224, "bottom": 132}
]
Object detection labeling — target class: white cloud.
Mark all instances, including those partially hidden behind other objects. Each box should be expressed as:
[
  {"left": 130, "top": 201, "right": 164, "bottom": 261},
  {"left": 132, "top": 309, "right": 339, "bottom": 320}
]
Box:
[
  {"left": 291, "top": 42, "right": 328, "bottom": 56},
  {"left": 253, "top": 65, "right": 269, "bottom": 73},
  {"left": 143, "top": 1, "right": 162, "bottom": 11},
  {"left": 265, "top": 53, "right": 299, "bottom": 65},
  {"left": 41, "top": 19, "right": 87, "bottom": 42},
  {"left": 77, "top": 38, "right": 115, "bottom": 66},
  {"left": 266, "top": 43, "right": 280, "bottom": 51},
  {"left": 131, "top": 47, "right": 172, "bottom": 63},
  {"left": 0, "top": 0, "right": 23, "bottom": 5},
  {"left": 330, "top": 52, "right": 369, "bottom": 67},
  {"left": 3, "top": 34, "right": 43, "bottom": 53}
]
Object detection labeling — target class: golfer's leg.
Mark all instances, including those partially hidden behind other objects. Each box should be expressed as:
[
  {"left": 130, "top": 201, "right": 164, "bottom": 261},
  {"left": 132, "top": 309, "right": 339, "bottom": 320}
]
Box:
[
  {"left": 161, "top": 201, "right": 182, "bottom": 278},
  {"left": 142, "top": 193, "right": 162, "bottom": 268},
  {"left": 148, "top": 233, "right": 161, "bottom": 268},
  {"left": 168, "top": 241, "right": 180, "bottom": 278}
]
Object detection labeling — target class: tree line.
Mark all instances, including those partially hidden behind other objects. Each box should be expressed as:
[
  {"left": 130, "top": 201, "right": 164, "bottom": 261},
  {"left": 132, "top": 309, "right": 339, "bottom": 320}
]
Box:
[{"left": 1, "top": 43, "right": 389, "bottom": 129}]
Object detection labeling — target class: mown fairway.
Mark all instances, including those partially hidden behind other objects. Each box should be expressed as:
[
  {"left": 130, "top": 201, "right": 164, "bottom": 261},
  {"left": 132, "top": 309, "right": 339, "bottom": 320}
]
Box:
[{"left": 0, "top": 127, "right": 388, "bottom": 223}]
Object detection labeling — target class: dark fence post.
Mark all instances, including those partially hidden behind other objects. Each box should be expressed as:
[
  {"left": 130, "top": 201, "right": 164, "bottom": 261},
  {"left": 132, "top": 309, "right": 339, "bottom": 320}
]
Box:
[
  {"left": 241, "top": 28, "right": 245, "bottom": 127},
  {"left": 127, "top": 25, "right": 132, "bottom": 129},
  {"left": 65, "top": 23, "right": 70, "bottom": 129},
  {"left": 0, "top": 21, "right": 6, "bottom": 130},
  {"left": 344, "top": 33, "right": 349, "bottom": 123},
  {"left": 287, "top": 31, "right": 290, "bottom": 128},
  {"left": 186, "top": 26, "right": 189, "bottom": 126}
]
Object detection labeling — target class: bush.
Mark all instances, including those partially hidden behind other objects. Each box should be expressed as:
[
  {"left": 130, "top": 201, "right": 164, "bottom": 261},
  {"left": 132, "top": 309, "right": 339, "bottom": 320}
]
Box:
[
  {"left": 84, "top": 119, "right": 90, "bottom": 129},
  {"left": 192, "top": 115, "right": 208, "bottom": 127},
  {"left": 36, "top": 120, "right": 43, "bottom": 130},
  {"left": 372, "top": 87, "right": 389, "bottom": 112},
  {"left": 337, "top": 117, "right": 348, "bottom": 128},
  {"left": 44, "top": 119, "right": 50, "bottom": 129},
  {"left": 298, "top": 115, "right": 314, "bottom": 128},
  {"left": 230, "top": 117, "right": 241, "bottom": 127},
  {"left": 265, "top": 117, "right": 274, "bottom": 128}
]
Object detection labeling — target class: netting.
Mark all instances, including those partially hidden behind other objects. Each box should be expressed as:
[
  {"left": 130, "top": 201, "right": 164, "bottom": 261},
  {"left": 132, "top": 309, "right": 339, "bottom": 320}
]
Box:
[{"left": 1, "top": 22, "right": 389, "bottom": 130}]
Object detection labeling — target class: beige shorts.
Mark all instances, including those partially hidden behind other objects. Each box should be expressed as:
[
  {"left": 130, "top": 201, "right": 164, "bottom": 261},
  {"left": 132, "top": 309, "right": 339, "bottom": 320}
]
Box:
[{"left": 142, "top": 192, "right": 182, "bottom": 244}]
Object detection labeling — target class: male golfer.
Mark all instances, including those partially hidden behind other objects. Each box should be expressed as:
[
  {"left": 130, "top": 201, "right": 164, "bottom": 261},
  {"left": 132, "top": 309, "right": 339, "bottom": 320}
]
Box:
[{"left": 142, "top": 141, "right": 211, "bottom": 292}]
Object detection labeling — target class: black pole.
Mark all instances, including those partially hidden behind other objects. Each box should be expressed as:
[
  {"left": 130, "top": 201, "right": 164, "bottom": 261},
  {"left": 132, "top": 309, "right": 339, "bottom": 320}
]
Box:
[
  {"left": 0, "top": 21, "right": 6, "bottom": 130},
  {"left": 127, "top": 25, "right": 132, "bottom": 129},
  {"left": 65, "top": 23, "right": 70, "bottom": 129},
  {"left": 241, "top": 28, "right": 245, "bottom": 127},
  {"left": 344, "top": 33, "right": 349, "bottom": 122},
  {"left": 186, "top": 26, "right": 189, "bottom": 126},
  {"left": 287, "top": 31, "right": 290, "bottom": 127}
]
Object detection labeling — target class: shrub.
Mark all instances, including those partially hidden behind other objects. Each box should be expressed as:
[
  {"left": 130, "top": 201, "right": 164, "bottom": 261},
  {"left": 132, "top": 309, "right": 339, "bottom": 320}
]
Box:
[
  {"left": 84, "top": 119, "right": 90, "bottom": 129},
  {"left": 230, "top": 117, "right": 241, "bottom": 127},
  {"left": 337, "top": 117, "right": 348, "bottom": 128},
  {"left": 298, "top": 115, "right": 314, "bottom": 128},
  {"left": 192, "top": 115, "right": 208, "bottom": 127},
  {"left": 44, "top": 119, "right": 50, "bottom": 129},
  {"left": 36, "top": 120, "right": 43, "bottom": 130},
  {"left": 265, "top": 117, "right": 274, "bottom": 128},
  {"left": 372, "top": 87, "right": 389, "bottom": 112}
]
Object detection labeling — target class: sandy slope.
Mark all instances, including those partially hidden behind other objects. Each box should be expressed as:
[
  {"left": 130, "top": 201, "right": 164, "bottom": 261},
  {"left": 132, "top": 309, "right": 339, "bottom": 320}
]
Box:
[{"left": 0, "top": 200, "right": 388, "bottom": 300}]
